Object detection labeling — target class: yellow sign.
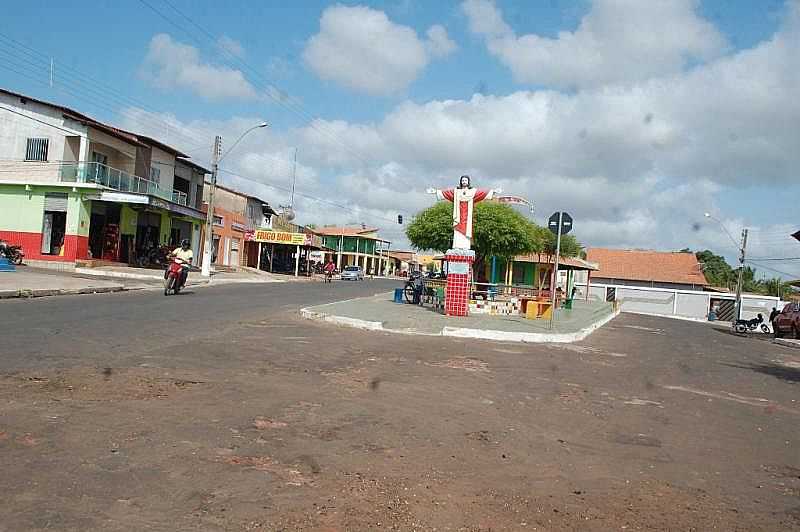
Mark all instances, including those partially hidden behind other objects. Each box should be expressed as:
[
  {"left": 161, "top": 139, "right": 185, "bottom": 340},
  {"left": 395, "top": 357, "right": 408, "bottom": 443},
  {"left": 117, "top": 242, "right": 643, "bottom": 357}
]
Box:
[{"left": 252, "top": 230, "right": 309, "bottom": 245}]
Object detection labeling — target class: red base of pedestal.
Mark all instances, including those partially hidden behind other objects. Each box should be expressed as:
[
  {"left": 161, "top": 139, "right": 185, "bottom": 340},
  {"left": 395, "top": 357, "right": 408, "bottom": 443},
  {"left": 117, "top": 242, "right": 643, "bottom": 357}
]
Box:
[{"left": 445, "top": 252, "right": 474, "bottom": 317}]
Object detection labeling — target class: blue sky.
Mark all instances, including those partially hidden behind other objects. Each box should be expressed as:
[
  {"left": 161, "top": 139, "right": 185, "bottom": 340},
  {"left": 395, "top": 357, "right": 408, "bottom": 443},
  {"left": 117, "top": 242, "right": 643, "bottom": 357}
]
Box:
[{"left": 1, "top": 0, "right": 799, "bottom": 277}]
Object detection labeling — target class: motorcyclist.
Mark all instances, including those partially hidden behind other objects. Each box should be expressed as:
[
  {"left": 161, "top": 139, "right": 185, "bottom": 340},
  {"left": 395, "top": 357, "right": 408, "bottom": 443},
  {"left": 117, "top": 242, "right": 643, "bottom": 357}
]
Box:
[
  {"left": 168, "top": 239, "right": 193, "bottom": 288},
  {"left": 323, "top": 259, "right": 336, "bottom": 281}
]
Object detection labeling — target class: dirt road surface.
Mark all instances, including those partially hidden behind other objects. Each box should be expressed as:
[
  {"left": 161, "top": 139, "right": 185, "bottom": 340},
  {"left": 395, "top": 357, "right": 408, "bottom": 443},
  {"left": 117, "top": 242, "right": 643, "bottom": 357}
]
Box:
[{"left": 0, "top": 281, "right": 798, "bottom": 530}]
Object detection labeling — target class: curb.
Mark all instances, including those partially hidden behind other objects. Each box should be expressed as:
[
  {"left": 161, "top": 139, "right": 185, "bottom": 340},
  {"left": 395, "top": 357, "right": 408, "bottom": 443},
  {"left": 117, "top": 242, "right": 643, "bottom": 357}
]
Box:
[
  {"left": 0, "top": 285, "right": 126, "bottom": 299},
  {"left": 774, "top": 338, "right": 800, "bottom": 350},
  {"left": 300, "top": 303, "right": 620, "bottom": 343},
  {"left": 75, "top": 267, "right": 166, "bottom": 281}
]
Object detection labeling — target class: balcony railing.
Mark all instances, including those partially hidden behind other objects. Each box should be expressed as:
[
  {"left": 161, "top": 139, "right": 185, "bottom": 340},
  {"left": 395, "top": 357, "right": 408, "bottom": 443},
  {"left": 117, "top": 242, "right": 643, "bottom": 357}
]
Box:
[
  {"left": 172, "top": 190, "right": 188, "bottom": 206},
  {"left": 60, "top": 162, "right": 175, "bottom": 203}
]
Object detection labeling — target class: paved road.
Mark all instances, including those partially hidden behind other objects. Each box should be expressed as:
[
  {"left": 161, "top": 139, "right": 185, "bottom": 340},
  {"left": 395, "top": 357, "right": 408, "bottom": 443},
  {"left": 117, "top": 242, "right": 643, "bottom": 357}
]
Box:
[
  {"left": 0, "top": 278, "right": 397, "bottom": 369},
  {"left": 1, "top": 283, "right": 799, "bottom": 530}
]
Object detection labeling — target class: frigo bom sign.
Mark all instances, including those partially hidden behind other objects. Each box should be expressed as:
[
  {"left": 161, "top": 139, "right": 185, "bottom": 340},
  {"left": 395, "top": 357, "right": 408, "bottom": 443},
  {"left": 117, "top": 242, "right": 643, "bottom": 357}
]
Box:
[{"left": 247, "top": 230, "right": 312, "bottom": 245}]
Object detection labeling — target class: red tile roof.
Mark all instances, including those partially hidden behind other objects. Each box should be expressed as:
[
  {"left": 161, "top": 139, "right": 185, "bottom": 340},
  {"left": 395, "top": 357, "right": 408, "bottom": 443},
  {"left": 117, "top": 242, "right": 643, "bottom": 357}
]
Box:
[
  {"left": 314, "top": 226, "right": 379, "bottom": 236},
  {"left": 586, "top": 248, "right": 708, "bottom": 286}
]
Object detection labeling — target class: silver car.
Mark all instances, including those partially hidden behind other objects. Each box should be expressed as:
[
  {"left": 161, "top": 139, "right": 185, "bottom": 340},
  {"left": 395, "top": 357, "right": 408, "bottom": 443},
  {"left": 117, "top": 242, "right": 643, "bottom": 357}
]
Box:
[{"left": 341, "top": 265, "right": 365, "bottom": 281}]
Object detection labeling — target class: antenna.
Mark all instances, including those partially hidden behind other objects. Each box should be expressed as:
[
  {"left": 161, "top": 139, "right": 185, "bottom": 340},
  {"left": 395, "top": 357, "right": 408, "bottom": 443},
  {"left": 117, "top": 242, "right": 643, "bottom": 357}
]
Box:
[{"left": 49, "top": 58, "right": 54, "bottom": 88}]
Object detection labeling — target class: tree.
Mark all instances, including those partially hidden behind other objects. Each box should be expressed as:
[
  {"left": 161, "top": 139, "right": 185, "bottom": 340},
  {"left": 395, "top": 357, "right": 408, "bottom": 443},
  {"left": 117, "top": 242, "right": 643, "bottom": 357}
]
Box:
[
  {"left": 762, "top": 277, "right": 790, "bottom": 298},
  {"left": 406, "top": 201, "right": 542, "bottom": 260},
  {"left": 534, "top": 226, "right": 583, "bottom": 258},
  {"left": 695, "top": 249, "right": 735, "bottom": 289}
]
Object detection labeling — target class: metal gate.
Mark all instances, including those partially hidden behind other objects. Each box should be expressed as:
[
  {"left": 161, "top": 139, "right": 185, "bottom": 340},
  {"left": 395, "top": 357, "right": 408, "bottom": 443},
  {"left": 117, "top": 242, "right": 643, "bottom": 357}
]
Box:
[{"left": 716, "top": 299, "right": 735, "bottom": 321}]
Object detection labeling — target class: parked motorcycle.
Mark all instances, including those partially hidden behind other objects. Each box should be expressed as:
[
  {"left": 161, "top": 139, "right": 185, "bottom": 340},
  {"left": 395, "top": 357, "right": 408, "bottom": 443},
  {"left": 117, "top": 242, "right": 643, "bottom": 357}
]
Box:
[
  {"left": 733, "top": 313, "right": 770, "bottom": 334},
  {"left": 0, "top": 240, "right": 23, "bottom": 264},
  {"left": 137, "top": 244, "right": 171, "bottom": 268},
  {"left": 164, "top": 258, "right": 190, "bottom": 296}
]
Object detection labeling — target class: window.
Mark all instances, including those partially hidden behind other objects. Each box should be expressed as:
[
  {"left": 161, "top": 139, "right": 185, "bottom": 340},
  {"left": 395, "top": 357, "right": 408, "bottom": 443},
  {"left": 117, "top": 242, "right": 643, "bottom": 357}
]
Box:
[
  {"left": 25, "top": 138, "right": 49, "bottom": 161},
  {"left": 150, "top": 166, "right": 161, "bottom": 184},
  {"left": 213, "top": 215, "right": 224, "bottom": 227}
]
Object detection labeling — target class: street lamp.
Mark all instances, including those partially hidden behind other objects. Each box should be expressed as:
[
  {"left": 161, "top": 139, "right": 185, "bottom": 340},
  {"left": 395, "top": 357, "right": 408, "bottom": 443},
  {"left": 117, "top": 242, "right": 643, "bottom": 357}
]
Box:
[
  {"left": 201, "top": 122, "right": 269, "bottom": 277},
  {"left": 703, "top": 212, "right": 748, "bottom": 320},
  {"left": 704, "top": 212, "right": 739, "bottom": 249}
]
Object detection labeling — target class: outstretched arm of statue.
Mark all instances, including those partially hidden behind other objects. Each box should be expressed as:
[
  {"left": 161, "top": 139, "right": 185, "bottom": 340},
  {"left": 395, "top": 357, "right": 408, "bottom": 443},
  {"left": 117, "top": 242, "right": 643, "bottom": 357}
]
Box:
[{"left": 427, "top": 187, "right": 452, "bottom": 201}]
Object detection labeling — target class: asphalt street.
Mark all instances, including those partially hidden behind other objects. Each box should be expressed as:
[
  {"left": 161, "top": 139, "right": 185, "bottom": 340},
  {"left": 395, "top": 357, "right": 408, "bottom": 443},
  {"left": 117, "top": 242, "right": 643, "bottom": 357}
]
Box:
[
  {"left": 1, "top": 280, "right": 799, "bottom": 530},
  {"left": 0, "top": 277, "right": 398, "bottom": 369}
]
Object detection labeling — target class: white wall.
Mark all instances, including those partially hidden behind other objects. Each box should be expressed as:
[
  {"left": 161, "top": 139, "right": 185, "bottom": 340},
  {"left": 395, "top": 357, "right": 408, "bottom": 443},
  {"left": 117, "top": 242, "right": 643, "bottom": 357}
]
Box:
[
  {"left": 149, "top": 146, "right": 175, "bottom": 192},
  {"left": 0, "top": 92, "right": 86, "bottom": 182},
  {"left": 86, "top": 128, "right": 137, "bottom": 175},
  {"left": 577, "top": 281, "right": 781, "bottom": 321}
]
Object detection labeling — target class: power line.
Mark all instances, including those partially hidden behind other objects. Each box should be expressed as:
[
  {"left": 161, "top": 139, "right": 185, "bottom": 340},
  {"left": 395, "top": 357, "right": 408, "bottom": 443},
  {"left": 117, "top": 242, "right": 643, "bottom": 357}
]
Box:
[
  {"left": 136, "top": 0, "right": 376, "bottom": 168},
  {"left": 218, "top": 167, "right": 401, "bottom": 227},
  {"left": 0, "top": 30, "right": 224, "bottom": 153},
  {"left": 1, "top": 32, "right": 405, "bottom": 235},
  {"left": 746, "top": 260, "right": 798, "bottom": 279}
]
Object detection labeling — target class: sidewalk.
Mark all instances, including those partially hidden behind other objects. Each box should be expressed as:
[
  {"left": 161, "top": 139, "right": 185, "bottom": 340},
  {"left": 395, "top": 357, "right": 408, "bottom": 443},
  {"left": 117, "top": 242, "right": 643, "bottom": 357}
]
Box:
[
  {"left": 0, "top": 268, "right": 126, "bottom": 299},
  {"left": 302, "top": 292, "right": 619, "bottom": 343},
  {"left": 74, "top": 265, "right": 285, "bottom": 285}
]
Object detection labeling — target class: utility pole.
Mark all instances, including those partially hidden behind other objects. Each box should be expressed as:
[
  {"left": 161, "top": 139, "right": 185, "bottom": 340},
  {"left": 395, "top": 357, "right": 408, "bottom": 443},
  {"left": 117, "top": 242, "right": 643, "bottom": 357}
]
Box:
[
  {"left": 201, "top": 135, "right": 222, "bottom": 277},
  {"left": 734, "top": 228, "right": 748, "bottom": 320},
  {"left": 549, "top": 212, "right": 563, "bottom": 330}
]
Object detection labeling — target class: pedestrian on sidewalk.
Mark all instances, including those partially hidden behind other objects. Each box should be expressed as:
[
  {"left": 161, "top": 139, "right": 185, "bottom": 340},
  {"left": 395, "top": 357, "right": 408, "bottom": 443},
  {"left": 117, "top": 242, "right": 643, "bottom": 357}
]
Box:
[{"left": 412, "top": 273, "right": 424, "bottom": 305}]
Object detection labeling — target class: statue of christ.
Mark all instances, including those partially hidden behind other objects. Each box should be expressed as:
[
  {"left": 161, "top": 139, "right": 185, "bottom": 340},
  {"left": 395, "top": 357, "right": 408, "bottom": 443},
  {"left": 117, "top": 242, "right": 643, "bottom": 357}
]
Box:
[{"left": 427, "top": 175, "right": 501, "bottom": 250}]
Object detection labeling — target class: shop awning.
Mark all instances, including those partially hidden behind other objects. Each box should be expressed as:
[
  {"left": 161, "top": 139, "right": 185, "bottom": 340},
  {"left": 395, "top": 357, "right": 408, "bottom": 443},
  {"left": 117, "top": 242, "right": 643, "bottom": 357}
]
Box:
[{"left": 84, "top": 191, "right": 205, "bottom": 220}]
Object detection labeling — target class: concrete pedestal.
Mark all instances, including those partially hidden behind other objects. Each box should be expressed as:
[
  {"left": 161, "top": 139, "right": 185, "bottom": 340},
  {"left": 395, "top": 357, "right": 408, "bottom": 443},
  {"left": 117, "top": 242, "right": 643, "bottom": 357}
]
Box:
[{"left": 444, "top": 249, "right": 474, "bottom": 317}]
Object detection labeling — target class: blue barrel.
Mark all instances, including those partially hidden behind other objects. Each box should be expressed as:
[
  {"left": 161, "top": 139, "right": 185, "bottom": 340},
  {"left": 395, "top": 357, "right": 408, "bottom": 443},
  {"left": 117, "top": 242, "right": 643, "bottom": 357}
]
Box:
[{"left": 393, "top": 287, "right": 404, "bottom": 303}]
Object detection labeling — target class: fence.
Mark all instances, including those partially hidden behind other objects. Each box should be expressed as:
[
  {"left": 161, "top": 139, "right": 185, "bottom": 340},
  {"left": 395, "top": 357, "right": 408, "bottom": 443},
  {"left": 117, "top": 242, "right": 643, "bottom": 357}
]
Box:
[{"left": 576, "top": 282, "right": 782, "bottom": 321}]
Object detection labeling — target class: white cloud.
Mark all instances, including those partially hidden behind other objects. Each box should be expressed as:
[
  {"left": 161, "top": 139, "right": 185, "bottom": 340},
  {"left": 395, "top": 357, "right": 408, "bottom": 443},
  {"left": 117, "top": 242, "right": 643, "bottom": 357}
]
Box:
[
  {"left": 217, "top": 35, "right": 245, "bottom": 58},
  {"left": 121, "top": 4, "right": 800, "bottom": 274},
  {"left": 303, "top": 5, "right": 454, "bottom": 95},
  {"left": 462, "top": 0, "right": 727, "bottom": 89},
  {"left": 425, "top": 25, "right": 458, "bottom": 58},
  {"left": 141, "top": 34, "right": 257, "bottom": 100}
]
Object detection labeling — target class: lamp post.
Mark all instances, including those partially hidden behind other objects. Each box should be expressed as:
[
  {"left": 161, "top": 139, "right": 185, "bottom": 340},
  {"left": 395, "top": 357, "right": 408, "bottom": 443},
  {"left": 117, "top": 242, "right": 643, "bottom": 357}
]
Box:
[
  {"left": 201, "top": 123, "right": 268, "bottom": 277},
  {"left": 704, "top": 213, "right": 748, "bottom": 320}
]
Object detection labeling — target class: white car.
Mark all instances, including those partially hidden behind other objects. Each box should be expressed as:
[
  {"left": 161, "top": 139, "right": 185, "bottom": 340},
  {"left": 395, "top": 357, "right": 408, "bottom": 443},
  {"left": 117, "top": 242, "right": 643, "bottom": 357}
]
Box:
[{"left": 341, "top": 265, "right": 365, "bottom": 281}]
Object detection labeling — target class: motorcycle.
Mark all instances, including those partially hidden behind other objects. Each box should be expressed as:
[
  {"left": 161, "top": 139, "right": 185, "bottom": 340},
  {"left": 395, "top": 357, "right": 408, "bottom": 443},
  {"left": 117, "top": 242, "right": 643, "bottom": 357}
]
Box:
[
  {"left": 137, "top": 244, "right": 171, "bottom": 268},
  {"left": 0, "top": 241, "right": 23, "bottom": 265},
  {"left": 733, "top": 313, "right": 770, "bottom": 334},
  {"left": 164, "top": 258, "right": 190, "bottom": 296}
]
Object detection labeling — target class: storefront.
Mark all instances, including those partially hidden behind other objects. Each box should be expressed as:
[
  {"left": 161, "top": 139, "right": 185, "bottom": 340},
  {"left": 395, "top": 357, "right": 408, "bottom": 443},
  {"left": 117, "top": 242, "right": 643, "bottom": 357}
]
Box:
[
  {"left": 0, "top": 183, "right": 93, "bottom": 265},
  {"left": 245, "top": 229, "right": 327, "bottom": 276}
]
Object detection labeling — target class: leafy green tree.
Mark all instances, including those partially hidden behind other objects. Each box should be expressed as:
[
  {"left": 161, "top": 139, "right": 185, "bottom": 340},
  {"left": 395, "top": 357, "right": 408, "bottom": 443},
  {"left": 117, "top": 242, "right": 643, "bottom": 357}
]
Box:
[
  {"left": 762, "top": 277, "right": 790, "bottom": 298},
  {"left": 406, "top": 201, "right": 553, "bottom": 260},
  {"left": 695, "top": 249, "right": 735, "bottom": 289},
  {"left": 534, "top": 226, "right": 583, "bottom": 258}
]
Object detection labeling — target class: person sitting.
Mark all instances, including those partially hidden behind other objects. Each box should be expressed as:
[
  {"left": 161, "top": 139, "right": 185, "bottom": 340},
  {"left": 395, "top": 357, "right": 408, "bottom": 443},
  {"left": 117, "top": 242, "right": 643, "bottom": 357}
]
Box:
[{"left": 168, "top": 239, "right": 193, "bottom": 288}]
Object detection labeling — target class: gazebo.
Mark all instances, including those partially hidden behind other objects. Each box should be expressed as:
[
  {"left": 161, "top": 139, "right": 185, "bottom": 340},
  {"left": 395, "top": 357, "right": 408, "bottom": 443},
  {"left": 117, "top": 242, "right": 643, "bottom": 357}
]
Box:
[{"left": 500, "top": 253, "right": 600, "bottom": 301}]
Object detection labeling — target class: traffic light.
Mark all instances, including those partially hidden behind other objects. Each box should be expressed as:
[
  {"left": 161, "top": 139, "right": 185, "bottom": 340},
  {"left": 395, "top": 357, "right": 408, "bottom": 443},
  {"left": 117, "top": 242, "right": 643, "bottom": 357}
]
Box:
[{"left": 397, "top": 214, "right": 403, "bottom": 224}]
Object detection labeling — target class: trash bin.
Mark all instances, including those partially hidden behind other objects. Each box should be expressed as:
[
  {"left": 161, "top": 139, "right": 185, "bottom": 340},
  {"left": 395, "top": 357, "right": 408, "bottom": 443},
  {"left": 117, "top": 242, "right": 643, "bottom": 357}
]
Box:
[
  {"left": 394, "top": 287, "right": 404, "bottom": 303},
  {"left": 563, "top": 298, "right": 574, "bottom": 310}
]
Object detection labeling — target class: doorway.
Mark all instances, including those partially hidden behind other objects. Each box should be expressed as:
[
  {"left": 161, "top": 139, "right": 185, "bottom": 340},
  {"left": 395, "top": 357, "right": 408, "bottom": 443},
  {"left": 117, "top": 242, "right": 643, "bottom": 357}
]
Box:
[
  {"left": 41, "top": 193, "right": 68, "bottom": 256},
  {"left": 89, "top": 202, "right": 121, "bottom": 261}
]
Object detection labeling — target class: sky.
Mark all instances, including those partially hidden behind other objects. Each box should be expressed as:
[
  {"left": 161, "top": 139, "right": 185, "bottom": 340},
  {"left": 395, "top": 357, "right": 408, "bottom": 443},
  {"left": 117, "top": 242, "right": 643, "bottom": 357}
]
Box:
[{"left": 1, "top": 0, "right": 799, "bottom": 279}]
